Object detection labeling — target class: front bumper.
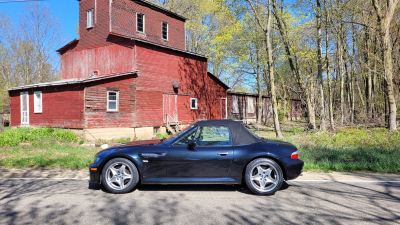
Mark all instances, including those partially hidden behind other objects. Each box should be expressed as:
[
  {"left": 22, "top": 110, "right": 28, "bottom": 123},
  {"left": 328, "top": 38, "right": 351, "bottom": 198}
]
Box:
[
  {"left": 89, "top": 162, "right": 101, "bottom": 183},
  {"left": 282, "top": 158, "right": 304, "bottom": 180}
]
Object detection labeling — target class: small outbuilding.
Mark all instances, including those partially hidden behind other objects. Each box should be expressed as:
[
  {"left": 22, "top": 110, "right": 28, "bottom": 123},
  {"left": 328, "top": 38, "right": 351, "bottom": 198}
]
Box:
[{"left": 227, "top": 92, "right": 302, "bottom": 124}]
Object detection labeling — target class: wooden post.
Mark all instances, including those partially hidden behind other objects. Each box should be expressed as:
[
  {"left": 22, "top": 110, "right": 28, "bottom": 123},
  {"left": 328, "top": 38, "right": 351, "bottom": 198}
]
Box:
[{"left": 0, "top": 115, "right": 4, "bottom": 133}]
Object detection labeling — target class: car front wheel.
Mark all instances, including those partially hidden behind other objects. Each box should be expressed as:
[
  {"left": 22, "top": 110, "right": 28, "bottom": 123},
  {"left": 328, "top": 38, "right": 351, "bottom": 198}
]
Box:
[
  {"left": 101, "top": 158, "right": 139, "bottom": 194},
  {"left": 245, "top": 158, "right": 283, "bottom": 195}
]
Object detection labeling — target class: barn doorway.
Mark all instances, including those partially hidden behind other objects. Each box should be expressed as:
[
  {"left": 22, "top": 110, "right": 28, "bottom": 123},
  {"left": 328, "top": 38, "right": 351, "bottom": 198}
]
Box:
[
  {"left": 221, "top": 98, "right": 227, "bottom": 119},
  {"left": 163, "top": 94, "right": 178, "bottom": 123},
  {"left": 20, "top": 92, "right": 29, "bottom": 125}
]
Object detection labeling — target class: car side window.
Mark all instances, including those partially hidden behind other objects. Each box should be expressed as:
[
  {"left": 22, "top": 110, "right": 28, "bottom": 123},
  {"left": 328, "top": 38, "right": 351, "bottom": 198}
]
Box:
[
  {"left": 173, "top": 127, "right": 198, "bottom": 146},
  {"left": 197, "top": 126, "right": 232, "bottom": 146}
]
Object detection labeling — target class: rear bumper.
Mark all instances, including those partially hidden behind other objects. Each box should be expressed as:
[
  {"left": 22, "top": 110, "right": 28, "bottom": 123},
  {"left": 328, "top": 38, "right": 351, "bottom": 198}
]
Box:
[
  {"left": 282, "top": 158, "right": 304, "bottom": 180},
  {"left": 89, "top": 163, "right": 101, "bottom": 183}
]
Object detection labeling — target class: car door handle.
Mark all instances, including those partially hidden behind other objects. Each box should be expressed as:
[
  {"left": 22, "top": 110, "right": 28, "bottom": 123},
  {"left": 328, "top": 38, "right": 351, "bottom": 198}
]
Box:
[{"left": 217, "top": 152, "right": 229, "bottom": 156}]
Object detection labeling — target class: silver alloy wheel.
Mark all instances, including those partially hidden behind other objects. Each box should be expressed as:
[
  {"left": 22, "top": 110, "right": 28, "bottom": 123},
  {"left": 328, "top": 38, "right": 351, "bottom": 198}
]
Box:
[
  {"left": 105, "top": 162, "right": 133, "bottom": 191},
  {"left": 249, "top": 163, "right": 279, "bottom": 192}
]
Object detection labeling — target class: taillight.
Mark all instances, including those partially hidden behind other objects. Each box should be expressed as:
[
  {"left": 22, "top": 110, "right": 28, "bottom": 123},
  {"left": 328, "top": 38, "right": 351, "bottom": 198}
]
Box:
[{"left": 291, "top": 151, "right": 298, "bottom": 159}]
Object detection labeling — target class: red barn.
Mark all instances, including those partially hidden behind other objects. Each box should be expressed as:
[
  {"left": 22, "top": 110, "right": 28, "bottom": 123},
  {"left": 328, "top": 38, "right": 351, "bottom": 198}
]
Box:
[{"left": 7, "top": 0, "right": 229, "bottom": 140}]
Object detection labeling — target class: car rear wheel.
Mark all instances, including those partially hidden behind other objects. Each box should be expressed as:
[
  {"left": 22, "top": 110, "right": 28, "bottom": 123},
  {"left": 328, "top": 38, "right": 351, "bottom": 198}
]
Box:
[
  {"left": 245, "top": 158, "right": 283, "bottom": 195},
  {"left": 101, "top": 158, "right": 139, "bottom": 194}
]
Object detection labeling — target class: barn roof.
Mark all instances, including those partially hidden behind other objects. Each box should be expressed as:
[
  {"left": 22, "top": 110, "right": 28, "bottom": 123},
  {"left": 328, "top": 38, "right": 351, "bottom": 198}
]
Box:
[
  {"left": 7, "top": 71, "right": 138, "bottom": 92},
  {"left": 207, "top": 72, "right": 230, "bottom": 90},
  {"left": 133, "top": 0, "right": 187, "bottom": 21}
]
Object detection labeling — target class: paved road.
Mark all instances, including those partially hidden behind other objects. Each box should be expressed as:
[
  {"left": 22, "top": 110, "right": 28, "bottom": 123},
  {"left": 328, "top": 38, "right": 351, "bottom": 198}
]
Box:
[{"left": 0, "top": 179, "right": 399, "bottom": 225}]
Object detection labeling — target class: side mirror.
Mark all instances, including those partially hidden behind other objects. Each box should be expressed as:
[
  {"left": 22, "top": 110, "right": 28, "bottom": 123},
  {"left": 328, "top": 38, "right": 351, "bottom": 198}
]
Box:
[{"left": 188, "top": 139, "right": 197, "bottom": 149}]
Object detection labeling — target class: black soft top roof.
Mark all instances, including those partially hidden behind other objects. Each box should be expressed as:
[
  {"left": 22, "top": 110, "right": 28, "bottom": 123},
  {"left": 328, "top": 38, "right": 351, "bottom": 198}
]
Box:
[{"left": 196, "top": 120, "right": 261, "bottom": 145}]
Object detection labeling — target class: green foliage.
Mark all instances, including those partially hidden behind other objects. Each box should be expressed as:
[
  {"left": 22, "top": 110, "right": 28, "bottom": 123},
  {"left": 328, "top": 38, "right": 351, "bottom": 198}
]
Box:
[
  {"left": 157, "top": 133, "right": 171, "bottom": 139},
  {"left": 308, "top": 128, "right": 400, "bottom": 150},
  {"left": 117, "top": 137, "right": 131, "bottom": 143},
  {"left": 0, "top": 127, "right": 78, "bottom": 147},
  {"left": 291, "top": 127, "right": 304, "bottom": 135},
  {"left": 278, "top": 111, "right": 286, "bottom": 122}
]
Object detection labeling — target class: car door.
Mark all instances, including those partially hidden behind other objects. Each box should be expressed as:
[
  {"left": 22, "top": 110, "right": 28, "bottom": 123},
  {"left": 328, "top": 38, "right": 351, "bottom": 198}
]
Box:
[{"left": 166, "top": 125, "right": 233, "bottom": 177}]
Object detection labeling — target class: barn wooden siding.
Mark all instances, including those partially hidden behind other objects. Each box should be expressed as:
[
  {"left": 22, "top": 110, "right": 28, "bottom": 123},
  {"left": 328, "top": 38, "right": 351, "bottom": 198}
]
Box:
[
  {"left": 227, "top": 94, "right": 272, "bottom": 122},
  {"left": 227, "top": 93, "right": 302, "bottom": 122},
  {"left": 111, "top": 0, "right": 186, "bottom": 50},
  {"left": 9, "top": 85, "right": 85, "bottom": 128},
  {"left": 85, "top": 75, "right": 136, "bottom": 128}
]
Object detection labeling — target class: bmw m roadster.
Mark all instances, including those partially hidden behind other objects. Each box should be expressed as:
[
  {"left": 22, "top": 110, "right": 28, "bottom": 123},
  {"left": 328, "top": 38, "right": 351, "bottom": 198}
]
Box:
[{"left": 89, "top": 119, "right": 303, "bottom": 195}]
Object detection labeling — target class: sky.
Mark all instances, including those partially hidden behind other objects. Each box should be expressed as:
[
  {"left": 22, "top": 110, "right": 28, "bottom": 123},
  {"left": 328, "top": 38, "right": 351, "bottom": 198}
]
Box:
[{"left": 0, "top": 0, "right": 79, "bottom": 44}]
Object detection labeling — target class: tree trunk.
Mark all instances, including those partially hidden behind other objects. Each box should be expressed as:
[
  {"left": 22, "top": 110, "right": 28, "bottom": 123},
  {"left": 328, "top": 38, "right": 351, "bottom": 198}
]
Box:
[
  {"left": 271, "top": 0, "right": 315, "bottom": 129},
  {"left": 317, "top": 0, "right": 326, "bottom": 131},
  {"left": 257, "top": 52, "right": 262, "bottom": 125},
  {"left": 246, "top": 0, "right": 283, "bottom": 138},
  {"left": 266, "top": 0, "right": 283, "bottom": 138},
  {"left": 0, "top": 115, "right": 3, "bottom": 133},
  {"left": 283, "top": 84, "right": 288, "bottom": 122},
  {"left": 337, "top": 33, "right": 345, "bottom": 126},
  {"left": 324, "top": 4, "right": 334, "bottom": 130},
  {"left": 372, "top": 0, "right": 398, "bottom": 131}
]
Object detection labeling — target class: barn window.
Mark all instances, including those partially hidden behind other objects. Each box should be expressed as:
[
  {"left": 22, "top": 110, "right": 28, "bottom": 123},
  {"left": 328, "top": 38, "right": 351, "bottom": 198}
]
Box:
[
  {"left": 107, "top": 91, "right": 119, "bottom": 112},
  {"left": 34, "top": 91, "right": 42, "bottom": 113},
  {"left": 137, "top": 13, "right": 145, "bottom": 33},
  {"left": 232, "top": 95, "right": 239, "bottom": 113},
  {"left": 247, "top": 97, "right": 255, "bottom": 113},
  {"left": 190, "top": 98, "right": 198, "bottom": 109},
  {"left": 162, "top": 22, "right": 168, "bottom": 40},
  {"left": 87, "top": 9, "right": 94, "bottom": 28},
  {"left": 294, "top": 102, "right": 298, "bottom": 111}
]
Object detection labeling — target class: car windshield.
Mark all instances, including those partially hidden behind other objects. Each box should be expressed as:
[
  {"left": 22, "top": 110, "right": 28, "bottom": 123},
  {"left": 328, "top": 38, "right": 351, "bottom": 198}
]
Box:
[{"left": 162, "top": 122, "right": 197, "bottom": 144}]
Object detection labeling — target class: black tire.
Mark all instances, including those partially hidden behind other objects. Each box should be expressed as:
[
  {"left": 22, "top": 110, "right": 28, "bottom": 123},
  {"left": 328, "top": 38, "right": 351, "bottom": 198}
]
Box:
[
  {"left": 101, "top": 158, "right": 139, "bottom": 194},
  {"left": 245, "top": 158, "right": 283, "bottom": 195}
]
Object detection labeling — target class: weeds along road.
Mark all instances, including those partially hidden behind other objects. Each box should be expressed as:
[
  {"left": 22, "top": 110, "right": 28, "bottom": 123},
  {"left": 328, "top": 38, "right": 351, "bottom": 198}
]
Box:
[{"left": 0, "top": 179, "right": 399, "bottom": 224}]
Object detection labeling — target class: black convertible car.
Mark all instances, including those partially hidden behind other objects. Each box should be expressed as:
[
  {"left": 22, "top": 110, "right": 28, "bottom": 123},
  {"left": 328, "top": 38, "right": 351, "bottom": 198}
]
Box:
[{"left": 89, "top": 120, "right": 303, "bottom": 195}]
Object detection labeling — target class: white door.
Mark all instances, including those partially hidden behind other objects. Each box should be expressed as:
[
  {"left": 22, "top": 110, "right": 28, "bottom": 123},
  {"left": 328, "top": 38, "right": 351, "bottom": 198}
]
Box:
[
  {"left": 20, "top": 92, "right": 29, "bottom": 125},
  {"left": 163, "top": 94, "right": 178, "bottom": 123}
]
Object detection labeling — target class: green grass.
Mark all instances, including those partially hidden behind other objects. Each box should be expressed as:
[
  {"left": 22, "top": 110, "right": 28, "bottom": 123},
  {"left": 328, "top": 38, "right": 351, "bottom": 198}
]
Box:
[
  {"left": 256, "top": 126, "right": 400, "bottom": 173},
  {"left": 298, "top": 146, "right": 400, "bottom": 173},
  {"left": 0, "top": 127, "right": 78, "bottom": 147},
  {"left": 2, "top": 125, "right": 400, "bottom": 173},
  {"left": 0, "top": 127, "right": 97, "bottom": 169}
]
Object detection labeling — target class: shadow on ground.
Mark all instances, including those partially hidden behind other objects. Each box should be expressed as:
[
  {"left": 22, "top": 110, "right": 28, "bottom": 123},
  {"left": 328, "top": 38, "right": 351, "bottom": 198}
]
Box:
[{"left": 0, "top": 179, "right": 399, "bottom": 224}]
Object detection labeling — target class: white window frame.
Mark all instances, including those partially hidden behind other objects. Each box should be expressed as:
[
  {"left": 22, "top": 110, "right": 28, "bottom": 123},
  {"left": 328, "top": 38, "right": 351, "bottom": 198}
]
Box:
[
  {"left": 136, "top": 12, "right": 145, "bottom": 33},
  {"left": 87, "top": 9, "right": 94, "bottom": 29},
  {"left": 190, "top": 98, "right": 198, "bottom": 110},
  {"left": 162, "top": 22, "right": 168, "bottom": 40},
  {"left": 34, "top": 91, "right": 42, "bottom": 114},
  {"left": 107, "top": 91, "right": 119, "bottom": 112},
  {"left": 20, "top": 92, "right": 29, "bottom": 125}
]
